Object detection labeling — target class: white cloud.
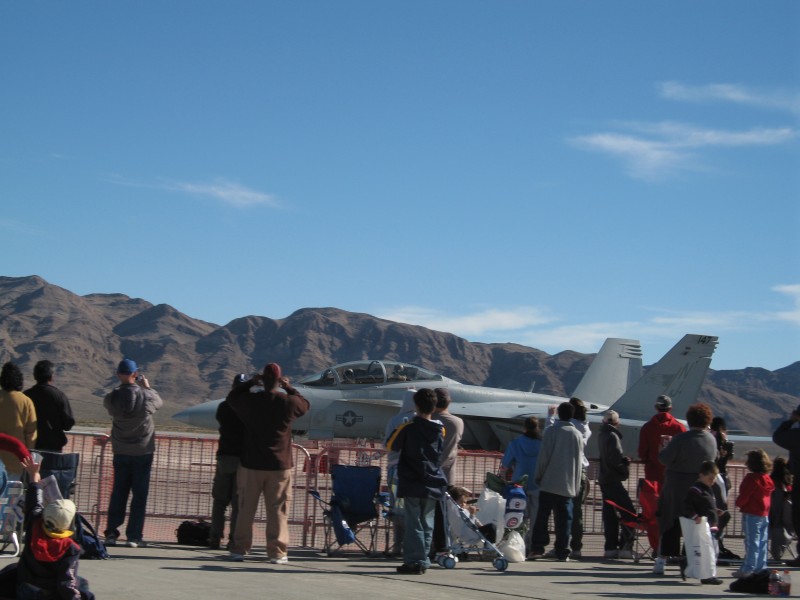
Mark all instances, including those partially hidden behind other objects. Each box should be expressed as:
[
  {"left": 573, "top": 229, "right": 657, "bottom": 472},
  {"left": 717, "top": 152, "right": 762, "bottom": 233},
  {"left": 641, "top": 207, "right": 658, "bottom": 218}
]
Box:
[
  {"left": 378, "top": 306, "right": 554, "bottom": 336},
  {"left": 108, "top": 176, "right": 278, "bottom": 209},
  {"left": 571, "top": 82, "right": 799, "bottom": 180},
  {"left": 164, "top": 179, "right": 278, "bottom": 208},
  {"left": 658, "top": 81, "right": 800, "bottom": 114},
  {"left": 571, "top": 122, "right": 796, "bottom": 181},
  {"left": 773, "top": 284, "right": 800, "bottom": 326},
  {"left": 376, "top": 286, "right": 800, "bottom": 356}
]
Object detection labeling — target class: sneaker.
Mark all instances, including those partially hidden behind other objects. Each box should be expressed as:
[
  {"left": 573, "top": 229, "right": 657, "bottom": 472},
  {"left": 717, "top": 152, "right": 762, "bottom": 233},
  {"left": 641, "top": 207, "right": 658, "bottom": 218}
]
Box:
[
  {"left": 618, "top": 549, "right": 634, "bottom": 559},
  {"left": 731, "top": 569, "right": 753, "bottom": 579},
  {"left": 700, "top": 577, "right": 723, "bottom": 585},
  {"left": 604, "top": 550, "right": 618, "bottom": 559},
  {"left": 104, "top": 535, "right": 118, "bottom": 547},
  {"left": 570, "top": 550, "right": 582, "bottom": 559},
  {"left": 785, "top": 557, "right": 800, "bottom": 567},
  {"left": 652, "top": 557, "right": 666, "bottom": 575},
  {"left": 270, "top": 556, "right": 289, "bottom": 565},
  {"left": 557, "top": 556, "right": 570, "bottom": 562},
  {"left": 527, "top": 552, "right": 544, "bottom": 560},
  {"left": 396, "top": 563, "right": 426, "bottom": 574},
  {"left": 125, "top": 540, "right": 147, "bottom": 548},
  {"left": 227, "top": 552, "right": 244, "bottom": 562},
  {"left": 544, "top": 549, "right": 557, "bottom": 558}
]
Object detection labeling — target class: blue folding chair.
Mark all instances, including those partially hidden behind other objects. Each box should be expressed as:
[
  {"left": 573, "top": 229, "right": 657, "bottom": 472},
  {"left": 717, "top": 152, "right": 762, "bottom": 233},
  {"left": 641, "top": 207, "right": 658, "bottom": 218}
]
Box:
[
  {"left": 0, "top": 480, "right": 25, "bottom": 557},
  {"left": 309, "top": 464, "right": 383, "bottom": 556}
]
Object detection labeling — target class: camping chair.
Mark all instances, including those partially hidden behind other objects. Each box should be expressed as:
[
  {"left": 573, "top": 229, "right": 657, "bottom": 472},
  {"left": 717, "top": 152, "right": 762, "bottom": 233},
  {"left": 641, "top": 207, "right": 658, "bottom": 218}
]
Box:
[
  {"left": 309, "top": 464, "right": 383, "bottom": 556},
  {"left": 604, "top": 498, "right": 653, "bottom": 563},
  {"left": 38, "top": 451, "right": 80, "bottom": 500},
  {"left": 0, "top": 481, "right": 25, "bottom": 557}
]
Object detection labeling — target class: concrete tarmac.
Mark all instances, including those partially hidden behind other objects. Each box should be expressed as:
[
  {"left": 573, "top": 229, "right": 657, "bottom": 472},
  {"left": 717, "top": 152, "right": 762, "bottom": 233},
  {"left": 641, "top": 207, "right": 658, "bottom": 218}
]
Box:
[{"left": 2, "top": 545, "right": 770, "bottom": 600}]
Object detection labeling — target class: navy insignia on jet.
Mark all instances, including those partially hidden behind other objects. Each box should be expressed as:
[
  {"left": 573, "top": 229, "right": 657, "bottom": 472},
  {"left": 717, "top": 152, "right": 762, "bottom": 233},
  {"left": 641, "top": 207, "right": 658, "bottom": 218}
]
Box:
[{"left": 336, "top": 410, "right": 364, "bottom": 427}]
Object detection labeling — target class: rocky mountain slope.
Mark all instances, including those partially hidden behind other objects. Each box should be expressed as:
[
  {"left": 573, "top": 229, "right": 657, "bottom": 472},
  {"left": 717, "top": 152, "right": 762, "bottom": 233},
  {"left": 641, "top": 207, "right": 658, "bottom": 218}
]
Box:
[{"left": 0, "top": 275, "right": 797, "bottom": 435}]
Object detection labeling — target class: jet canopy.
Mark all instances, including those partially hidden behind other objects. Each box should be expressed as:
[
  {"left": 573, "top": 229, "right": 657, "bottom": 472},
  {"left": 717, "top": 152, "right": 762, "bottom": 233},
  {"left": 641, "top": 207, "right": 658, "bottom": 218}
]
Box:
[{"left": 299, "top": 360, "right": 444, "bottom": 387}]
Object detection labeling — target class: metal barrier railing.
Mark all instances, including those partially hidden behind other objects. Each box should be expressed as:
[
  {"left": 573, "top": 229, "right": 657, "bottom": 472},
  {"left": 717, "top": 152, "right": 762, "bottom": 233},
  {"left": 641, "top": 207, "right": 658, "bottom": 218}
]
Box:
[{"left": 62, "top": 431, "right": 752, "bottom": 550}]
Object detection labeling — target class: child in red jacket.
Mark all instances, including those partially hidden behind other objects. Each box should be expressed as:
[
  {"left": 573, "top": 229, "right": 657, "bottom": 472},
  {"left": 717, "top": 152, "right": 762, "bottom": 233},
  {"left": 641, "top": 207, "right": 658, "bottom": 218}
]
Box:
[{"left": 733, "top": 449, "right": 775, "bottom": 578}]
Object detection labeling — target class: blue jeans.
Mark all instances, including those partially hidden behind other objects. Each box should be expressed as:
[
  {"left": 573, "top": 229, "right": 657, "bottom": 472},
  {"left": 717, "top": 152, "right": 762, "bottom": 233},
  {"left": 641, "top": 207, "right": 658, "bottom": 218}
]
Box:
[
  {"left": 530, "top": 490, "right": 573, "bottom": 559},
  {"left": 105, "top": 453, "right": 154, "bottom": 542},
  {"left": 402, "top": 497, "right": 436, "bottom": 567},
  {"left": 741, "top": 513, "right": 769, "bottom": 573}
]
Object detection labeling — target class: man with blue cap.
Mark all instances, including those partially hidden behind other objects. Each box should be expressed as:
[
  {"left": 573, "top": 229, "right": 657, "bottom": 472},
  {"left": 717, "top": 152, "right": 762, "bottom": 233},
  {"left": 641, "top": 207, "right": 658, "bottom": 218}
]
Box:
[{"left": 102, "top": 358, "right": 163, "bottom": 548}]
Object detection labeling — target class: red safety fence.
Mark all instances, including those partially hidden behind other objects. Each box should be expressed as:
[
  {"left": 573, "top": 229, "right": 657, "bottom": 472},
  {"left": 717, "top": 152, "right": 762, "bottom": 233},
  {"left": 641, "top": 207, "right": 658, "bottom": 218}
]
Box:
[{"left": 60, "top": 432, "right": 751, "bottom": 552}]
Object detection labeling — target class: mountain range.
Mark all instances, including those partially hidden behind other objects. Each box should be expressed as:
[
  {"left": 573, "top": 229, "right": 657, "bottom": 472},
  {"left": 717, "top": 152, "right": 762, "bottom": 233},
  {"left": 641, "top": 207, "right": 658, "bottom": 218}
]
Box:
[{"left": 0, "top": 275, "right": 797, "bottom": 436}]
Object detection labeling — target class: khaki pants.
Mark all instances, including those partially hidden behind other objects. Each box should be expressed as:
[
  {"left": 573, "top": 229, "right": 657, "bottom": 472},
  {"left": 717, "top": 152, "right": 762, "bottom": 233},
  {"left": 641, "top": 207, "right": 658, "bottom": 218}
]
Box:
[{"left": 231, "top": 467, "right": 292, "bottom": 559}]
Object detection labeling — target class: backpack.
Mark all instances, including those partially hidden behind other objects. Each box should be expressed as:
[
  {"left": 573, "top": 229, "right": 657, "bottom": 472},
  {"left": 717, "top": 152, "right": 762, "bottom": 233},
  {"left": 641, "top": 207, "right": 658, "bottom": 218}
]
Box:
[
  {"left": 729, "top": 570, "right": 770, "bottom": 594},
  {"left": 176, "top": 520, "right": 211, "bottom": 546},
  {"left": 73, "top": 513, "right": 110, "bottom": 559}
]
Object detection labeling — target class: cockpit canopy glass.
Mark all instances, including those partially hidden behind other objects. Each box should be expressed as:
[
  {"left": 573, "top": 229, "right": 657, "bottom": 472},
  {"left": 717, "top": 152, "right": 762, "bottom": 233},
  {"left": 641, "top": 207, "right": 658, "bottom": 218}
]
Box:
[{"left": 299, "top": 360, "right": 443, "bottom": 387}]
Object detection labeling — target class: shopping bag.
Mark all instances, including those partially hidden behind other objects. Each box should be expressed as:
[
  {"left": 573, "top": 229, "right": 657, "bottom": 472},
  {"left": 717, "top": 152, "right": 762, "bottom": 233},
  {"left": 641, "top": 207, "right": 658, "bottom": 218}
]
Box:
[
  {"left": 497, "top": 530, "right": 526, "bottom": 562},
  {"left": 476, "top": 488, "right": 505, "bottom": 544},
  {"left": 679, "top": 516, "right": 716, "bottom": 580}
]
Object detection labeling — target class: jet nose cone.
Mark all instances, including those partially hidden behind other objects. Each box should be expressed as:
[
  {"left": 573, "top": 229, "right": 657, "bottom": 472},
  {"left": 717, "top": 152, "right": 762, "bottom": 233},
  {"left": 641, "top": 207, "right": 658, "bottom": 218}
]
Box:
[{"left": 172, "top": 402, "right": 218, "bottom": 429}]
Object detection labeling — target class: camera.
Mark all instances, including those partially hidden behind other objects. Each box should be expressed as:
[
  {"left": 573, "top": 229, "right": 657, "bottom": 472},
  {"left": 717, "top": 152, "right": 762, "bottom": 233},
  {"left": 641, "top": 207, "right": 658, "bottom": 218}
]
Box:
[{"left": 135, "top": 374, "right": 144, "bottom": 383}]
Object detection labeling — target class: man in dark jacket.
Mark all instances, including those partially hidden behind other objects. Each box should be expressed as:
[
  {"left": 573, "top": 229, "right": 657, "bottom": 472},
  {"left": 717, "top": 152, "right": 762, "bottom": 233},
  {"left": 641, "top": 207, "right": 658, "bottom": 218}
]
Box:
[
  {"left": 772, "top": 404, "right": 800, "bottom": 566},
  {"left": 209, "top": 374, "right": 246, "bottom": 550},
  {"left": 24, "top": 361, "right": 75, "bottom": 453},
  {"left": 386, "top": 389, "right": 447, "bottom": 574},
  {"left": 598, "top": 409, "right": 635, "bottom": 559},
  {"left": 226, "top": 363, "right": 309, "bottom": 564}
]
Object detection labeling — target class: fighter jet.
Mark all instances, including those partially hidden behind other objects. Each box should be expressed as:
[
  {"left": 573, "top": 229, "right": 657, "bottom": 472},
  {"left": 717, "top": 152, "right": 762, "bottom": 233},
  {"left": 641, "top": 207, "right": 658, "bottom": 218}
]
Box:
[{"left": 172, "top": 334, "right": 719, "bottom": 453}]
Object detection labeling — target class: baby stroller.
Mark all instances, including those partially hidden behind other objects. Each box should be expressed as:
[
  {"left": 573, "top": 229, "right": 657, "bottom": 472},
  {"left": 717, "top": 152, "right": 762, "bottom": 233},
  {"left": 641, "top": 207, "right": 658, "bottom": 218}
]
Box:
[{"left": 435, "top": 491, "right": 509, "bottom": 571}]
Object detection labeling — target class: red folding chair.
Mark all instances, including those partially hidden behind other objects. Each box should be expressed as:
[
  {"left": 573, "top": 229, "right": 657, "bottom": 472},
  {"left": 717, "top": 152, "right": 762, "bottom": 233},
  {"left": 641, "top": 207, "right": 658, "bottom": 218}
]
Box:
[{"left": 604, "top": 497, "right": 654, "bottom": 563}]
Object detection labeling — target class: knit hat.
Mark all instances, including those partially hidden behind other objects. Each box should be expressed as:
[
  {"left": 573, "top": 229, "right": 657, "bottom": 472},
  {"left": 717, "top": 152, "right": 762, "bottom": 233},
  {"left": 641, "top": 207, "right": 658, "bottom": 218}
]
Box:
[
  {"left": 603, "top": 409, "right": 620, "bottom": 424},
  {"left": 43, "top": 499, "right": 76, "bottom": 537},
  {"left": 263, "top": 363, "right": 282, "bottom": 380},
  {"left": 655, "top": 395, "right": 672, "bottom": 410}
]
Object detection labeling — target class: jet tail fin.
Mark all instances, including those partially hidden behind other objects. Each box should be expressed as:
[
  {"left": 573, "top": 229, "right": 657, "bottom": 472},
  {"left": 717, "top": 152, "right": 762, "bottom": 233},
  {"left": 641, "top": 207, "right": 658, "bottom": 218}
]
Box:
[
  {"left": 571, "top": 338, "right": 643, "bottom": 408},
  {"left": 608, "top": 334, "right": 718, "bottom": 422}
]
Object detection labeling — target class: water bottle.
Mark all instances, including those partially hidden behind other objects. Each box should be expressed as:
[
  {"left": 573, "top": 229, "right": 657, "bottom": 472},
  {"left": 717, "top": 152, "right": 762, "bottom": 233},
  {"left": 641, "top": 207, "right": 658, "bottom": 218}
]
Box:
[
  {"left": 769, "top": 569, "right": 782, "bottom": 596},
  {"left": 781, "top": 570, "right": 791, "bottom": 596}
]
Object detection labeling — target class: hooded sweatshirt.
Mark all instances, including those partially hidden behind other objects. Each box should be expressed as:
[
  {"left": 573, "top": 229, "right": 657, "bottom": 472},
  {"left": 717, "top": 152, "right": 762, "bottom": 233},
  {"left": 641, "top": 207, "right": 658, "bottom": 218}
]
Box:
[
  {"left": 736, "top": 472, "right": 775, "bottom": 517},
  {"left": 501, "top": 434, "right": 541, "bottom": 493},
  {"left": 386, "top": 415, "right": 447, "bottom": 499},
  {"left": 638, "top": 411, "right": 686, "bottom": 483}
]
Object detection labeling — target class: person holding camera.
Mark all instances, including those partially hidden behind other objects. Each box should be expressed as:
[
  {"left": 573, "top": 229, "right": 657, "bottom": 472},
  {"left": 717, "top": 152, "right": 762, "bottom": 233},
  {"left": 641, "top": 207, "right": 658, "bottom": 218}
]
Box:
[
  {"left": 103, "top": 358, "right": 163, "bottom": 548},
  {"left": 225, "top": 363, "right": 309, "bottom": 564},
  {"left": 772, "top": 404, "right": 800, "bottom": 566}
]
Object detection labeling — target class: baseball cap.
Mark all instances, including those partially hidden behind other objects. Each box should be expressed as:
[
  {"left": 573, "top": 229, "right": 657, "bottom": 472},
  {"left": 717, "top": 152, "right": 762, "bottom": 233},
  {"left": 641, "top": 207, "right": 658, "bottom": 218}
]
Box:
[
  {"left": 656, "top": 395, "right": 672, "bottom": 410},
  {"left": 117, "top": 358, "right": 138, "bottom": 374},
  {"left": 43, "top": 499, "right": 77, "bottom": 537},
  {"left": 263, "top": 363, "right": 282, "bottom": 380}
]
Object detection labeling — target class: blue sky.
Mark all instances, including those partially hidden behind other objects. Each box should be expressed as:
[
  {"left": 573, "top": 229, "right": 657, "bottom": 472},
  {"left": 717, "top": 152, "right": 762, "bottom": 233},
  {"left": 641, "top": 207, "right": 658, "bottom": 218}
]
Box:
[{"left": 1, "top": 1, "right": 798, "bottom": 371}]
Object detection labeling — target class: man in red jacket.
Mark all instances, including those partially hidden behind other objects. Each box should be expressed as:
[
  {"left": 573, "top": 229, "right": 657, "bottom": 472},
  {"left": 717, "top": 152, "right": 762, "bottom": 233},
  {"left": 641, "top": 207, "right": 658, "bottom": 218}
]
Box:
[{"left": 638, "top": 395, "right": 686, "bottom": 486}]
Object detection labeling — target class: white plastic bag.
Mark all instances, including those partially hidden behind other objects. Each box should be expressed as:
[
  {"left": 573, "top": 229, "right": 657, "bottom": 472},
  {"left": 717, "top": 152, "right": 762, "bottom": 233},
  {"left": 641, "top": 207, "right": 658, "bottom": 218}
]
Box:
[
  {"left": 679, "top": 516, "right": 716, "bottom": 580},
  {"left": 497, "top": 530, "right": 526, "bottom": 563},
  {"left": 476, "top": 488, "right": 505, "bottom": 544}
]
